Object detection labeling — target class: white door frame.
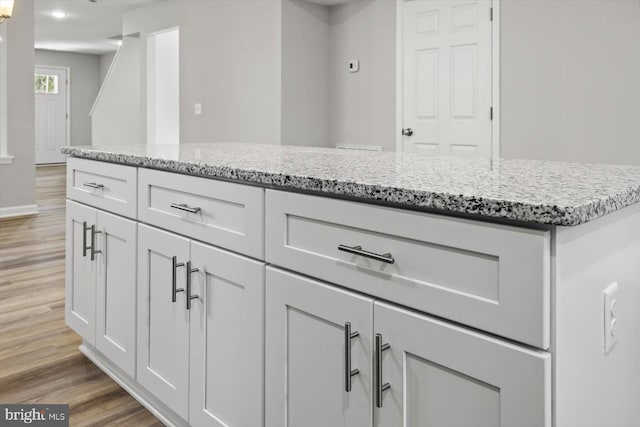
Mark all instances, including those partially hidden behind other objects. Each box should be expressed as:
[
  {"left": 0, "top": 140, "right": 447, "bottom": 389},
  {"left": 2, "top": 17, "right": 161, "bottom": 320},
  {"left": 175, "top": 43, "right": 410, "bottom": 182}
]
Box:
[
  {"left": 35, "top": 64, "right": 71, "bottom": 157},
  {"left": 395, "top": 0, "right": 500, "bottom": 160}
]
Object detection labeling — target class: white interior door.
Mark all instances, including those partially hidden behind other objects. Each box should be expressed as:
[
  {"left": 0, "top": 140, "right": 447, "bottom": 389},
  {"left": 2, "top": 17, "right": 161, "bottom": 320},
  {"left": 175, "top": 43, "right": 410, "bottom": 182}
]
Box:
[
  {"left": 35, "top": 67, "right": 68, "bottom": 164},
  {"left": 402, "top": 0, "right": 493, "bottom": 157}
]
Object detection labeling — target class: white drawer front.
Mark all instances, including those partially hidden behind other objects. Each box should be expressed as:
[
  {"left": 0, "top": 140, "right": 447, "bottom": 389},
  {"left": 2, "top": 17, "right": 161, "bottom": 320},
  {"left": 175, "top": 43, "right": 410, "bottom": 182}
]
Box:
[
  {"left": 67, "top": 157, "right": 137, "bottom": 219},
  {"left": 138, "top": 168, "right": 264, "bottom": 259},
  {"left": 266, "top": 190, "right": 550, "bottom": 349}
]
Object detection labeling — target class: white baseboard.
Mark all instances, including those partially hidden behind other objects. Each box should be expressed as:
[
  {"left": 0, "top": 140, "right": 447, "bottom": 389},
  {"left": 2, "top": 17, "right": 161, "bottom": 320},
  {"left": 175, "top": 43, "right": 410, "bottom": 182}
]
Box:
[
  {"left": 0, "top": 204, "right": 39, "bottom": 219},
  {"left": 79, "top": 343, "right": 189, "bottom": 427}
]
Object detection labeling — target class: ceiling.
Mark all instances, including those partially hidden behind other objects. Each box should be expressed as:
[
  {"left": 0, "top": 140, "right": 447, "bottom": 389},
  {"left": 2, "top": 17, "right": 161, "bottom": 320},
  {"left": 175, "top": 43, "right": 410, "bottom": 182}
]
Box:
[{"left": 34, "top": 0, "right": 160, "bottom": 55}]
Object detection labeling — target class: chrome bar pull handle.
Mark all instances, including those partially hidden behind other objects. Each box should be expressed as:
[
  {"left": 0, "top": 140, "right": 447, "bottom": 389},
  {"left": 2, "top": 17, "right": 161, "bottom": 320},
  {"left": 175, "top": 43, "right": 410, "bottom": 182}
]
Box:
[
  {"left": 338, "top": 244, "right": 395, "bottom": 264},
  {"left": 344, "top": 322, "right": 360, "bottom": 392},
  {"left": 90, "top": 225, "right": 102, "bottom": 261},
  {"left": 82, "top": 221, "right": 92, "bottom": 257},
  {"left": 170, "top": 203, "right": 201, "bottom": 214},
  {"left": 83, "top": 182, "right": 104, "bottom": 189},
  {"left": 186, "top": 261, "right": 199, "bottom": 310},
  {"left": 172, "top": 256, "right": 185, "bottom": 303},
  {"left": 375, "top": 333, "right": 391, "bottom": 408}
]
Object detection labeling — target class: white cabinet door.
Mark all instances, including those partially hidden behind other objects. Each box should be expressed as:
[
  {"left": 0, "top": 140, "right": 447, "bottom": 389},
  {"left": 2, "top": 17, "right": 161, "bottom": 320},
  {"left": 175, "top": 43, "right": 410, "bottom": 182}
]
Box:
[
  {"left": 95, "top": 210, "right": 137, "bottom": 377},
  {"left": 65, "top": 200, "right": 97, "bottom": 345},
  {"left": 189, "top": 241, "right": 264, "bottom": 427},
  {"left": 374, "top": 302, "right": 551, "bottom": 427},
  {"left": 265, "top": 267, "right": 373, "bottom": 427},
  {"left": 137, "top": 224, "right": 190, "bottom": 419}
]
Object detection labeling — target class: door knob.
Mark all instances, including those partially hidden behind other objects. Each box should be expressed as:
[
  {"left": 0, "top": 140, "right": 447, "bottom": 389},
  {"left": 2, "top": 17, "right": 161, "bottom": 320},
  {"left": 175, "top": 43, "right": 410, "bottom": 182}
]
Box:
[{"left": 402, "top": 128, "right": 413, "bottom": 136}]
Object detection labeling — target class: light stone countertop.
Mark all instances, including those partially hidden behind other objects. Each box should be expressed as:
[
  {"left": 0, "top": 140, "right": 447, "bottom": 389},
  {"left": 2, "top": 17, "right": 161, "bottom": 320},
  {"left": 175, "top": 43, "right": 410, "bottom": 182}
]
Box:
[{"left": 61, "top": 143, "right": 640, "bottom": 226}]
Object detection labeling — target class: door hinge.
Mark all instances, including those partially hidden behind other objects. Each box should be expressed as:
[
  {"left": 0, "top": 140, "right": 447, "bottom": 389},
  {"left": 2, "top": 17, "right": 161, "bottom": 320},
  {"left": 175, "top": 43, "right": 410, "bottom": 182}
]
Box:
[
  {"left": 490, "top": 7, "right": 493, "bottom": 21},
  {"left": 490, "top": 107, "right": 493, "bottom": 121}
]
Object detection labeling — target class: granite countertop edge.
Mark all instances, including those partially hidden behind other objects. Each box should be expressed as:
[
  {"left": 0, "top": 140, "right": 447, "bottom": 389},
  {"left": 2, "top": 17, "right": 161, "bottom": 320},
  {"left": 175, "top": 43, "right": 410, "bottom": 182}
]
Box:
[{"left": 61, "top": 146, "right": 640, "bottom": 227}]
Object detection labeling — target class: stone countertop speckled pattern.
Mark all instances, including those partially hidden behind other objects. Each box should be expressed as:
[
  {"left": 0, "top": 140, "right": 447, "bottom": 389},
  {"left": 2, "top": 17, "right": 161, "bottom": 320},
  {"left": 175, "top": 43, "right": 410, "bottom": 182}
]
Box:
[{"left": 61, "top": 143, "right": 640, "bottom": 226}]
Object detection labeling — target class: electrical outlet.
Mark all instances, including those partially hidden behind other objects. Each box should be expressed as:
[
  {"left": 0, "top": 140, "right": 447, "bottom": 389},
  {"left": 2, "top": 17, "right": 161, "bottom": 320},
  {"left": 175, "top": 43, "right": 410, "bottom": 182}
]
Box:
[
  {"left": 194, "top": 103, "right": 202, "bottom": 115},
  {"left": 603, "top": 282, "right": 619, "bottom": 354},
  {"left": 348, "top": 60, "right": 359, "bottom": 73}
]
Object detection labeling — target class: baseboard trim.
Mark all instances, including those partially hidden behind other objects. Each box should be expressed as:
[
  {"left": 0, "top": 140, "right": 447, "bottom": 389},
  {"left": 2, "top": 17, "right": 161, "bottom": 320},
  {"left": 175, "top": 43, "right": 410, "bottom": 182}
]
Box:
[
  {"left": 79, "top": 343, "right": 189, "bottom": 427},
  {"left": 0, "top": 204, "right": 39, "bottom": 219}
]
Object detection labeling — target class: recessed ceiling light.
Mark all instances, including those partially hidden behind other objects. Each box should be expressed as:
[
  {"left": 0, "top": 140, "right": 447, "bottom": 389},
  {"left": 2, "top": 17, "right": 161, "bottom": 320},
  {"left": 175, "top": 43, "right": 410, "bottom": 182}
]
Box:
[{"left": 51, "top": 10, "right": 67, "bottom": 19}]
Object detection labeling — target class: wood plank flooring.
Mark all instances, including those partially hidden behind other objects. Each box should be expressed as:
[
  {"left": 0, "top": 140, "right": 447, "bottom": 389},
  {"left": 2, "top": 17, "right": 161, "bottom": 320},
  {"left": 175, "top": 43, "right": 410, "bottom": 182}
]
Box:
[{"left": 0, "top": 165, "right": 162, "bottom": 426}]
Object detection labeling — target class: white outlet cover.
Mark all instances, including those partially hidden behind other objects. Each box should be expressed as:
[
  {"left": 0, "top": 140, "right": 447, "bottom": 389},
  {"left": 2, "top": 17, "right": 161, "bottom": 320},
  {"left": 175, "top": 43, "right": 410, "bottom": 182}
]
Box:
[
  {"left": 603, "top": 282, "right": 619, "bottom": 354},
  {"left": 348, "top": 60, "right": 359, "bottom": 73}
]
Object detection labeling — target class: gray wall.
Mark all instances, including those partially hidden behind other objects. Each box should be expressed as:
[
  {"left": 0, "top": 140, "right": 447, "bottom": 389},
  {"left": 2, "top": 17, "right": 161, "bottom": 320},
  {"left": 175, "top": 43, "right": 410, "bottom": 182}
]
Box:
[
  {"left": 123, "top": 0, "right": 282, "bottom": 145},
  {"left": 329, "top": 0, "right": 396, "bottom": 151},
  {"left": 0, "top": 0, "right": 36, "bottom": 210},
  {"left": 281, "top": 0, "right": 330, "bottom": 147},
  {"left": 99, "top": 51, "right": 116, "bottom": 84},
  {"left": 500, "top": 0, "right": 640, "bottom": 165},
  {"left": 35, "top": 49, "right": 101, "bottom": 146}
]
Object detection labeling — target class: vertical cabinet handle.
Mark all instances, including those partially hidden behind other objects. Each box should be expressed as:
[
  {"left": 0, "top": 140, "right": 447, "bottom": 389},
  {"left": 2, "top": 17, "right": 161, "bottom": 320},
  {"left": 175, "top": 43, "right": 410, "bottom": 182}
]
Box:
[
  {"left": 90, "top": 225, "right": 102, "bottom": 261},
  {"left": 375, "top": 333, "right": 391, "bottom": 408},
  {"left": 172, "top": 256, "right": 185, "bottom": 303},
  {"left": 82, "top": 221, "right": 92, "bottom": 257},
  {"left": 186, "top": 261, "right": 199, "bottom": 310},
  {"left": 344, "top": 322, "right": 360, "bottom": 392}
]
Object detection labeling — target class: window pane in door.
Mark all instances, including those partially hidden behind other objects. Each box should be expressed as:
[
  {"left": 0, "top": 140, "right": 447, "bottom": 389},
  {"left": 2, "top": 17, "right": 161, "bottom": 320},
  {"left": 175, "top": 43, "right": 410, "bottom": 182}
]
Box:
[{"left": 34, "top": 74, "right": 58, "bottom": 94}]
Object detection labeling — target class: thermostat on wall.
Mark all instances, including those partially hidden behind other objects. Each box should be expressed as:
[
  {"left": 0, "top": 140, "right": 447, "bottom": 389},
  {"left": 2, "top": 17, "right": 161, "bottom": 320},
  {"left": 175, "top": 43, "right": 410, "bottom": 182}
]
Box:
[{"left": 348, "top": 60, "right": 359, "bottom": 73}]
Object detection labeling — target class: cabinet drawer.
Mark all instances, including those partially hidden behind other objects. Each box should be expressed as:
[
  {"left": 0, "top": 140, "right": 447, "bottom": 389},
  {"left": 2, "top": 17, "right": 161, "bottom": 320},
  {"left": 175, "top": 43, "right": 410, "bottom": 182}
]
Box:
[
  {"left": 138, "top": 168, "right": 264, "bottom": 259},
  {"left": 266, "top": 190, "right": 550, "bottom": 349},
  {"left": 67, "top": 157, "right": 137, "bottom": 219}
]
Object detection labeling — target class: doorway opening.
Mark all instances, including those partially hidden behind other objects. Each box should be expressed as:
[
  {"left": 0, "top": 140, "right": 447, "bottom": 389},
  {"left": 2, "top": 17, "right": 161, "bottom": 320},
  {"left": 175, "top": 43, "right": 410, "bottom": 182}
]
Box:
[
  {"left": 147, "top": 27, "right": 179, "bottom": 145},
  {"left": 34, "top": 66, "right": 69, "bottom": 164}
]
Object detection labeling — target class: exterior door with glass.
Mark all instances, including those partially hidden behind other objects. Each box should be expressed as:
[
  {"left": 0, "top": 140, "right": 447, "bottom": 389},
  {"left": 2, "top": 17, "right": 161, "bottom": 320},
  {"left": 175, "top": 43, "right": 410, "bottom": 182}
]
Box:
[{"left": 35, "top": 67, "right": 68, "bottom": 164}]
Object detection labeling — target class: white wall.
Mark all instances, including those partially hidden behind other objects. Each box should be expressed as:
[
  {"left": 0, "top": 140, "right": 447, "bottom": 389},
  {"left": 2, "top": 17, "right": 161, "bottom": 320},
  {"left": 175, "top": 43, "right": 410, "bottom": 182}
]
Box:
[
  {"left": 123, "top": 0, "right": 281, "bottom": 145},
  {"left": 328, "top": 0, "right": 396, "bottom": 151},
  {"left": 500, "top": 0, "right": 640, "bottom": 165},
  {"left": 99, "top": 51, "right": 116, "bottom": 84},
  {"left": 281, "top": 0, "right": 330, "bottom": 147},
  {"left": 0, "top": 0, "right": 36, "bottom": 211},
  {"left": 147, "top": 28, "right": 179, "bottom": 145},
  {"left": 91, "top": 37, "right": 142, "bottom": 146},
  {"left": 35, "top": 49, "right": 101, "bottom": 146}
]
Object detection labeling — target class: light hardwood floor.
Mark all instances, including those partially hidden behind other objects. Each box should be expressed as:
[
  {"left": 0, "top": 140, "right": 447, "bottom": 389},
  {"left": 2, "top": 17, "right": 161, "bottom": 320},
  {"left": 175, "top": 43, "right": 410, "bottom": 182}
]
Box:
[{"left": 0, "top": 165, "right": 162, "bottom": 426}]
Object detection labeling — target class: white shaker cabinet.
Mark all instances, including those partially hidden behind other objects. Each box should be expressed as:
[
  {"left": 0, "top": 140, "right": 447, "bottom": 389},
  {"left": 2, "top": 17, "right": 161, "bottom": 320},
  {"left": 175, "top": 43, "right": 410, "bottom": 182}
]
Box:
[
  {"left": 374, "top": 302, "right": 551, "bottom": 427},
  {"left": 265, "top": 267, "right": 551, "bottom": 427},
  {"left": 189, "top": 241, "right": 264, "bottom": 427},
  {"left": 65, "top": 200, "right": 137, "bottom": 377},
  {"left": 265, "top": 267, "right": 373, "bottom": 427},
  {"left": 137, "top": 224, "right": 191, "bottom": 419},
  {"left": 65, "top": 200, "right": 98, "bottom": 345},
  {"left": 137, "top": 224, "right": 265, "bottom": 426}
]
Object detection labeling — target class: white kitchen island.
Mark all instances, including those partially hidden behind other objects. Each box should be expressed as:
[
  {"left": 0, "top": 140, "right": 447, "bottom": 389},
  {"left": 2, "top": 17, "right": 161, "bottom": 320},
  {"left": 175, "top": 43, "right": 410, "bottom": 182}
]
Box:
[{"left": 61, "top": 143, "right": 640, "bottom": 427}]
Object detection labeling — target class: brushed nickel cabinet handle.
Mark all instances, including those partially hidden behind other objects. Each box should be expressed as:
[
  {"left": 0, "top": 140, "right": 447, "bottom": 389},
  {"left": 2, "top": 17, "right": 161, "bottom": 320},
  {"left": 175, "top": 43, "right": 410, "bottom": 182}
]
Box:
[
  {"left": 170, "top": 203, "right": 201, "bottom": 214},
  {"left": 90, "top": 225, "right": 102, "bottom": 261},
  {"left": 82, "top": 221, "right": 92, "bottom": 258},
  {"left": 344, "top": 322, "right": 360, "bottom": 392},
  {"left": 375, "top": 333, "right": 391, "bottom": 408},
  {"left": 83, "top": 182, "right": 104, "bottom": 189},
  {"left": 338, "top": 244, "right": 395, "bottom": 264},
  {"left": 186, "top": 261, "right": 199, "bottom": 310},
  {"left": 172, "top": 256, "right": 185, "bottom": 303}
]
